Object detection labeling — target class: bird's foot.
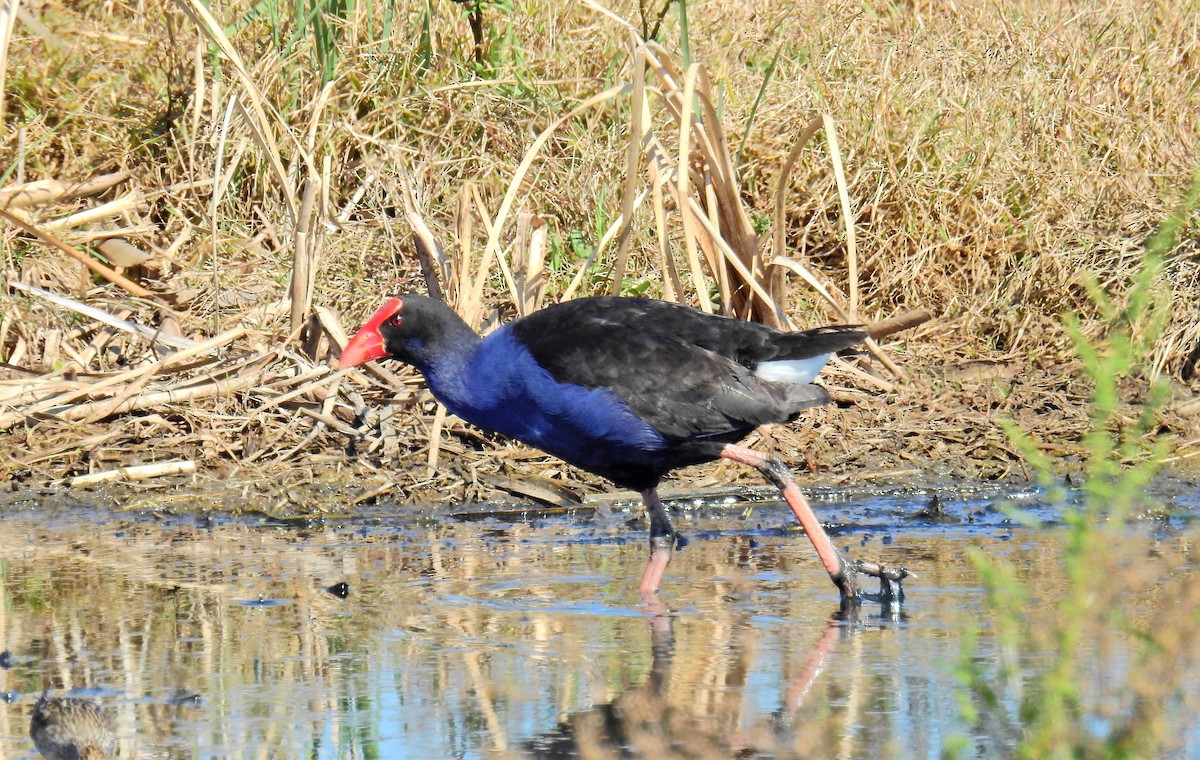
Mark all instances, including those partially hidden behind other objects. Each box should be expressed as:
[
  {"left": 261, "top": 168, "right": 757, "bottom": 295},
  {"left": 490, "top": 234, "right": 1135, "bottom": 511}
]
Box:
[
  {"left": 639, "top": 532, "right": 686, "bottom": 602},
  {"left": 647, "top": 531, "right": 686, "bottom": 553},
  {"left": 647, "top": 530, "right": 687, "bottom": 552},
  {"left": 834, "top": 558, "right": 910, "bottom": 608}
]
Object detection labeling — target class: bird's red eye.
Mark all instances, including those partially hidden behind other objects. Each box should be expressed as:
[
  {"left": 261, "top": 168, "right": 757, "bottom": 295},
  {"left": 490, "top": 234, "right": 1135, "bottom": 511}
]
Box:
[{"left": 388, "top": 314, "right": 403, "bottom": 327}]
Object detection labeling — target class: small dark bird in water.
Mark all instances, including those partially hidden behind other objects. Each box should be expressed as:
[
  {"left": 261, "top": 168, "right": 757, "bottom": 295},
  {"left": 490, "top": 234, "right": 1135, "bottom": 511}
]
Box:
[{"left": 30, "top": 693, "right": 115, "bottom": 760}]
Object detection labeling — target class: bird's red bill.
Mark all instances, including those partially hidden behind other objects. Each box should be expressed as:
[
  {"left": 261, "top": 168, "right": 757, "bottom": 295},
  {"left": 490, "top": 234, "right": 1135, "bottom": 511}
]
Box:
[{"left": 339, "top": 298, "right": 403, "bottom": 369}]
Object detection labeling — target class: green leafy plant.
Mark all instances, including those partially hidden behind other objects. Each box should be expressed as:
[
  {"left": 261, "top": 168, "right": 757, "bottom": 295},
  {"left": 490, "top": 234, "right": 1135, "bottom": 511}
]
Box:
[
  {"left": 948, "top": 177, "right": 1200, "bottom": 759},
  {"left": 227, "top": 0, "right": 352, "bottom": 92},
  {"left": 307, "top": 0, "right": 350, "bottom": 84},
  {"left": 453, "top": 0, "right": 516, "bottom": 74}
]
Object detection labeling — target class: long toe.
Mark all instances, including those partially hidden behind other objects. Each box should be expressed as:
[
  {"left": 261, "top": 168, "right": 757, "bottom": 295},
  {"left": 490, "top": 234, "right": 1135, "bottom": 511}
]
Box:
[{"left": 845, "top": 560, "right": 910, "bottom": 604}]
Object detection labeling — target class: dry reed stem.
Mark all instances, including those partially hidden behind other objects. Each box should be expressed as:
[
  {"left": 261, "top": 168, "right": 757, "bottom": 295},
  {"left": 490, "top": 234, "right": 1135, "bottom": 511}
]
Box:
[
  {"left": 650, "top": 168, "right": 681, "bottom": 302},
  {"left": 41, "top": 191, "right": 143, "bottom": 230},
  {"left": 0, "top": 171, "right": 131, "bottom": 210},
  {"left": 826, "top": 357, "right": 895, "bottom": 393},
  {"left": 641, "top": 43, "right": 781, "bottom": 322},
  {"left": 256, "top": 370, "right": 340, "bottom": 412},
  {"left": 512, "top": 213, "right": 548, "bottom": 315},
  {"left": 8, "top": 282, "right": 193, "bottom": 350},
  {"left": 69, "top": 459, "right": 196, "bottom": 486},
  {"left": 1, "top": 210, "right": 163, "bottom": 301},
  {"left": 454, "top": 186, "right": 485, "bottom": 319},
  {"left": 676, "top": 62, "right": 714, "bottom": 314},
  {"left": 95, "top": 238, "right": 151, "bottom": 268},
  {"left": 455, "top": 183, "right": 476, "bottom": 300},
  {"left": 823, "top": 113, "right": 859, "bottom": 320},
  {"left": 173, "top": 0, "right": 296, "bottom": 219},
  {"left": 79, "top": 327, "right": 248, "bottom": 423},
  {"left": 469, "top": 83, "right": 630, "bottom": 324},
  {"left": 694, "top": 64, "right": 774, "bottom": 320},
  {"left": 468, "top": 183, "right": 523, "bottom": 319},
  {"left": 610, "top": 45, "right": 647, "bottom": 293},
  {"left": 399, "top": 172, "right": 450, "bottom": 303},
  {"left": 681, "top": 194, "right": 792, "bottom": 318},
  {"left": 867, "top": 310, "right": 935, "bottom": 342},
  {"left": 35, "top": 366, "right": 266, "bottom": 424},
  {"left": 0, "top": 328, "right": 250, "bottom": 430},
  {"left": 599, "top": 38, "right": 882, "bottom": 345},
  {"left": 770, "top": 116, "right": 828, "bottom": 287},
  {"left": 290, "top": 171, "right": 322, "bottom": 335},
  {"left": 0, "top": 379, "right": 88, "bottom": 406},
  {"left": 428, "top": 402, "right": 448, "bottom": 478}
]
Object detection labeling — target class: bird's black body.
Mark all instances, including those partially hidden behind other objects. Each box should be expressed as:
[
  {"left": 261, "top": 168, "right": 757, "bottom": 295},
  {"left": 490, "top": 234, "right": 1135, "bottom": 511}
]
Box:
[
  {"left": 506, "top": 297, "right": 864, "bottom": 488},
  {"left": 340, "top": 293, "right": 907, "bottom": 603},
  {"left": 350, "top": 295, "right": 864, "bottom": 491}
]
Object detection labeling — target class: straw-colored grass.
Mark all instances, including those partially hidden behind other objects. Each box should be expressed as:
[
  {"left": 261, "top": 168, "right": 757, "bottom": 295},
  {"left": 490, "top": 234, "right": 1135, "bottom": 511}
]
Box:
[{"left": 0, "top": 0, "right": 1197, "bottom": 495}]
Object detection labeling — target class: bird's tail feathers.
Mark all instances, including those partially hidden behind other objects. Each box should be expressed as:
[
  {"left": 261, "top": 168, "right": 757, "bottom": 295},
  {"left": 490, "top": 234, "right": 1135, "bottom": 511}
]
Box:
[
  {"left": 755, "top": 354, "right": 831, "bottom": 384},
  {"left": 775, "top": 325, "right": 867, "bottom": 359},
  {"left": 781, "top": 383, "right": 832, "bottom": 415}
]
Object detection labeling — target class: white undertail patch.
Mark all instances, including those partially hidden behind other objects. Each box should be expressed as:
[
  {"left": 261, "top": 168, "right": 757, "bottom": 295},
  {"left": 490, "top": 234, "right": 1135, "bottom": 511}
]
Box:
[{"left": 754, "top": 354, "right": 831, "bottom": 385}]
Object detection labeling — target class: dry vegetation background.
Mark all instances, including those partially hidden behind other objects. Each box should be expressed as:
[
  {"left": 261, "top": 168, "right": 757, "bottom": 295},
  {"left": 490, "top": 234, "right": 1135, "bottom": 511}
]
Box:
[{"left": 0, "top": 0, "right": 1198, "bottom": 506}]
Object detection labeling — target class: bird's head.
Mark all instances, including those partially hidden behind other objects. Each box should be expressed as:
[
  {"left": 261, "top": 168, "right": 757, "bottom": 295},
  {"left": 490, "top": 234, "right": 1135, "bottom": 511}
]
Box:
[{"left": 339, "top": 295, "right": 469, "bottom": 370}]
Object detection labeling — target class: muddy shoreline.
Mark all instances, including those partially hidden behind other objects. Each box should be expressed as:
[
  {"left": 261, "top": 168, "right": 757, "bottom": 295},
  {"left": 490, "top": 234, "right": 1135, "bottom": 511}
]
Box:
[{"left": 4, "top": 350, "right": 1198, "bottom": 514}]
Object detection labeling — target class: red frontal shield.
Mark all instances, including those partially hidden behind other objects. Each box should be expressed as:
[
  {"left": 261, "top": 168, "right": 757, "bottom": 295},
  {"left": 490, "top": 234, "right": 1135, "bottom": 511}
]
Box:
[{"left": 338, "top": 298, "right": 403, "bottom": 369}]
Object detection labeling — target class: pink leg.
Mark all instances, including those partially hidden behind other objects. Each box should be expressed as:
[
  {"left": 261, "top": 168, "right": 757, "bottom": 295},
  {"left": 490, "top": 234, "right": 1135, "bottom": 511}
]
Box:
[
  {"left": 720, "top": 443, "right": 859, "bottom": 598},
  {"left": 638, "top": 488, "right": 677, "bottom": 602}
]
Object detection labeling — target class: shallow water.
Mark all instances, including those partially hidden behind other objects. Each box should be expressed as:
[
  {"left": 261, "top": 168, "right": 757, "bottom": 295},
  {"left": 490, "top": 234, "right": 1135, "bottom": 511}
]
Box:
[{"left": 0, "top": 484, "right": 1196, "bottom": 759}]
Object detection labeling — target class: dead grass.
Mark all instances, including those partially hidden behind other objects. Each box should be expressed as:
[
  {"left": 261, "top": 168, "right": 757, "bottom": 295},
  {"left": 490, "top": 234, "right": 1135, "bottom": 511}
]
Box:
[{"left": 0, "top": 0, "right": 1198, "bottom": 496}]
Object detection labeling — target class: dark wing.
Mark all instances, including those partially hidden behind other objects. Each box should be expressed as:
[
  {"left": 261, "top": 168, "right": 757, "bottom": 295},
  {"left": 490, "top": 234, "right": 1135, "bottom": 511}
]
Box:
[
  {"left": 510, "top": 313, "right": 827, "bottom": 440},
  {"left": 516, "top": 296, "right": 865, "bottom": 366}
]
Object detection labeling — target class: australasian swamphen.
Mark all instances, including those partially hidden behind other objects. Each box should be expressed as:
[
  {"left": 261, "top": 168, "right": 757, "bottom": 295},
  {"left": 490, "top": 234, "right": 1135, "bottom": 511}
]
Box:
[{"left": 339, "top": 295, "right": 907, "bottom": 603}]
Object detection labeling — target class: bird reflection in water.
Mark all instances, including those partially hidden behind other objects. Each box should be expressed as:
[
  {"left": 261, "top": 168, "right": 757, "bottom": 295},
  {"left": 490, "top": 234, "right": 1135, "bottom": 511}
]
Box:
[
  {"left": 525, "top": 594, "right": 901, "bottom": 758},
  {"left": 29, "top": 693, "right": 115, "bottom": 760}
]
